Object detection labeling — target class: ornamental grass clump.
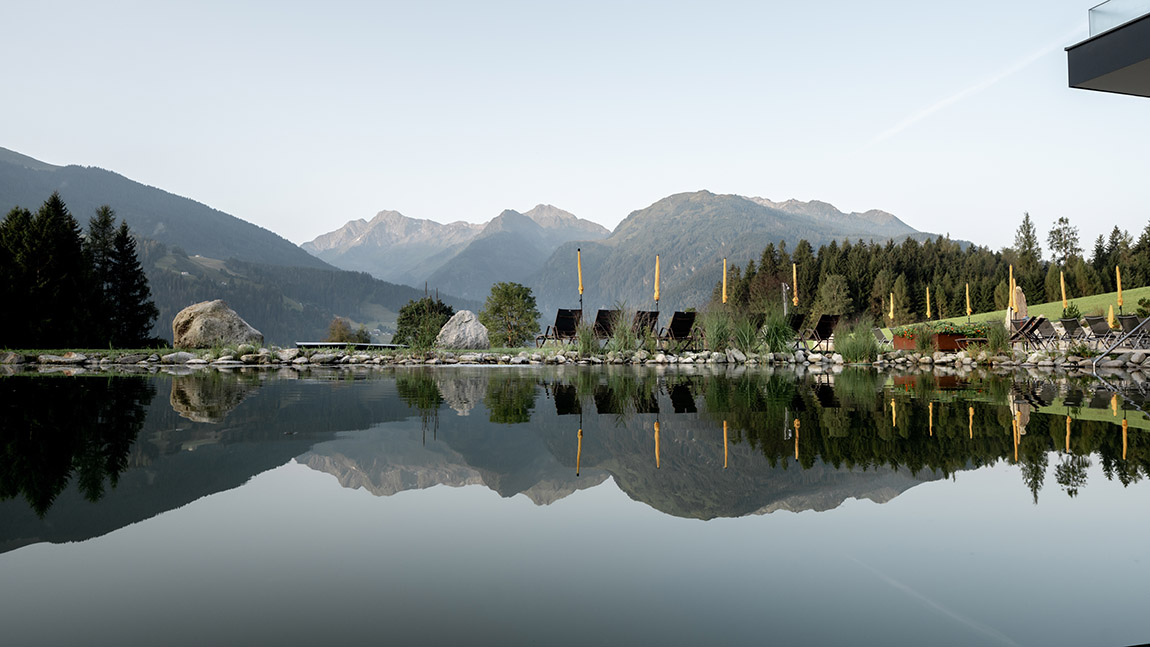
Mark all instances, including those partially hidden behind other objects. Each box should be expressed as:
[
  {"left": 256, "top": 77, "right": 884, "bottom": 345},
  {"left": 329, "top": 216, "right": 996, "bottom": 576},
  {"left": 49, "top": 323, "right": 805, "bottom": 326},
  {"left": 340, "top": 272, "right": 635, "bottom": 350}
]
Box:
[
  {"left": 575, "top": 321, "right": 597, "bottom": 357},
  {"left": 699, "top": 309, "right": 731, "bottom": 352},
  {"left": 985, "top": 321, "right": 1010, "bottom": 354},
  {"left": 760, "top": 311, "right": 795, "bottom": 353},
  {"left": 731, "top": 314, "right": 761, "bottom": 355},
  {"left": 833, "top": 317, "right": 879, "bottom": 363},
  {"left": 912, "top": 324, "right": 935, "bottom": 353},
  {"left": 606, "top": 305, "right": 638, "bottom": 353}
]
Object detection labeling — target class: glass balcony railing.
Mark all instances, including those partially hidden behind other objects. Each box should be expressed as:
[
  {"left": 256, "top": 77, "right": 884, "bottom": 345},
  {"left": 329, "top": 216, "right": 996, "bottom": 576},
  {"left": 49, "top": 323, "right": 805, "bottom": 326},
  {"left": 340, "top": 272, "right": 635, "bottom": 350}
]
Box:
[{"left": 1089, "top": 0, "right": 1150, "bottom": 35}]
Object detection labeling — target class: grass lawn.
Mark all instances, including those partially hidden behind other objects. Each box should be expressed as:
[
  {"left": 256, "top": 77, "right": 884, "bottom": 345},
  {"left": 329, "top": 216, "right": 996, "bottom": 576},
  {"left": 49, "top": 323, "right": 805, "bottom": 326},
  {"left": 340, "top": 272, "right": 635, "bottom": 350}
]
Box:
[{"left": 896, "top": 285, "right": 1150, "bottom": 330}]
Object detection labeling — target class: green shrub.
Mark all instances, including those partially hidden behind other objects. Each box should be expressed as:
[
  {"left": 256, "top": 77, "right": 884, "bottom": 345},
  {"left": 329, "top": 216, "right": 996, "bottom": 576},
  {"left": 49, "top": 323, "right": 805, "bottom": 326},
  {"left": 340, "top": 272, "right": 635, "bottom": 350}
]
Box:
[
  {"left": 1068, "top": 342, "right": 1099, "bottom": 358},
  {"left": 394, "top": 297, "right": 453, "bottom": 348},
  {"left": 833, "top": 318, "right": 879, "bottom": 363},
  {"left": 1062, "top": 302, "right": 1082, "bottom": 319}
]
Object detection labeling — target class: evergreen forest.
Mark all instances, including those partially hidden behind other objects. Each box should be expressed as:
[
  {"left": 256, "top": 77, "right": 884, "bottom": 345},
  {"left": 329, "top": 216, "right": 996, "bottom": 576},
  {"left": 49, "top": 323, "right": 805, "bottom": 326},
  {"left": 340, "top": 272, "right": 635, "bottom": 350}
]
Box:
[
  {"left": 710, "top": 213, "right": 1150, "bottom": 323},
  {"left": 0, "top": 193, "right": 160, "bottom": 348}
]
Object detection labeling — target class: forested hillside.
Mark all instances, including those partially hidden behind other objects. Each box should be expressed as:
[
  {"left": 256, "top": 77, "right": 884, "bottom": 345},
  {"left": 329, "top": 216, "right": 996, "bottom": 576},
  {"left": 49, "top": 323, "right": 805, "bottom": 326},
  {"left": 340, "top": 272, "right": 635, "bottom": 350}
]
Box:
[
  {"left": 710, "top": 213, "right": 1150, "bottom": 323},
  {"left": 531, "top": 191, "right": 925, "bottom": 317},
  {"left": 0, "top": 147, "right": 328, "bottom": 270},
  {"left": 0, "top": 148, "right": 486, "bottom": 346},
  {"left": 139, "top": 240, "right": 480, "bottom": 344}
]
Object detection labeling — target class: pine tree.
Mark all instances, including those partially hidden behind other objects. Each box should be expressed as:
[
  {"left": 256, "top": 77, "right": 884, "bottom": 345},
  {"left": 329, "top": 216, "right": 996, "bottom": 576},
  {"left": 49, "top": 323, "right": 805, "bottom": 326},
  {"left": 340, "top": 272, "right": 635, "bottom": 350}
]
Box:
[
  {"left": 29, "top": 193, "right": 92, "bottom": 346},
  {"left": 108, "top": 221, "right": 159, "bottom": 347},
  {"left": 84, "top": 205, "right": 118, "bottom": 344},
  {"left": 810, "top": 274, "right": 852, "bottom": 321},
  {"left": 1091, "top": 234, "right": 1108, "bottom": 287},
  {"left": 0, "top": 207, "right": 35, "bottom": 344},
  {"left": 890, "top": 273, "right": 913, "bottom": 325},
  {"left": 1132, "top": 219, "right": 1150, "bottom": 285},
  {"left": 791, "top": 240, "right": 818, "bottom": 314},
  {"left": 1014, "top": 212, "right": 1042, "bottom": 265},
  {"left": 1013, "top": 212, "right": 1045, "bottom": 303}
]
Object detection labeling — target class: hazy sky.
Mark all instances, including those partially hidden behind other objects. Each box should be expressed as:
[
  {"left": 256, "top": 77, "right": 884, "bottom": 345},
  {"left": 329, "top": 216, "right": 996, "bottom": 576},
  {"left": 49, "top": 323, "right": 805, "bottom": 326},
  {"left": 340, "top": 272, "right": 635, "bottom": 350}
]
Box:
[{"left": 4, "top": 1, "right": 1147, "bottom": 253}]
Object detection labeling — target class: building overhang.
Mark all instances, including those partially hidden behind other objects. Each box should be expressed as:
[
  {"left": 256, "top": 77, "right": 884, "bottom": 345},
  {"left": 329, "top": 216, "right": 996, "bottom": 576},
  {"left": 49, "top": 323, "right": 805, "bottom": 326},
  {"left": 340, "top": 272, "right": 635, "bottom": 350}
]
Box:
[{"left": 1067, "top": 10, "right": 1150, "bottom": 97}]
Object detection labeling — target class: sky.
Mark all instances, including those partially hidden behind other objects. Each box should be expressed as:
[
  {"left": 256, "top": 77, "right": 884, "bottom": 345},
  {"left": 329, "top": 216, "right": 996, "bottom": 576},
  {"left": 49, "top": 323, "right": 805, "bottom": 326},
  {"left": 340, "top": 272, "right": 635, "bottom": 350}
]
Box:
[{"left": 4, "top": 1, "right": 1147, "bottom": 253}]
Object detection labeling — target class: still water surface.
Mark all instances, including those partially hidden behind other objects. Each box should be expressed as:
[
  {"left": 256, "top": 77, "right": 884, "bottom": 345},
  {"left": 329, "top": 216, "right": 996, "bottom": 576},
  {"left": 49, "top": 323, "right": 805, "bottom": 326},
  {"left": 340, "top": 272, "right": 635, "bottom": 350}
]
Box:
[{"left": 1, "top": 366, "right": 1148, "bottom": 646}]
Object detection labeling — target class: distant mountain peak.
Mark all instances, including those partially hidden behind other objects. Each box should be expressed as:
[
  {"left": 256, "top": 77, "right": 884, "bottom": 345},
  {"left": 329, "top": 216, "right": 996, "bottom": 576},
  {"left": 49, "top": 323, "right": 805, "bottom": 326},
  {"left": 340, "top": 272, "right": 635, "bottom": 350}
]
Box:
[
  {"left": 304, "top": 203, "right": 609, "bottom": 295},
  {"left": 745, "top": 196, "right": 914, "bottom": 236}
]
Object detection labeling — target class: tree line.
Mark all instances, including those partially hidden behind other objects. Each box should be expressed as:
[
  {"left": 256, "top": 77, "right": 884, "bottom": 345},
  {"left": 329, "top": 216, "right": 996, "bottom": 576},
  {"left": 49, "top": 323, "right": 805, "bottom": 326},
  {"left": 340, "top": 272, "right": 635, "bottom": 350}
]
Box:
[
  {"left": 0, "top": 193, "right": 159, "bottom": 348},
  {"left": 711, "top": 213, "right": 1150, "bottom": 324}
]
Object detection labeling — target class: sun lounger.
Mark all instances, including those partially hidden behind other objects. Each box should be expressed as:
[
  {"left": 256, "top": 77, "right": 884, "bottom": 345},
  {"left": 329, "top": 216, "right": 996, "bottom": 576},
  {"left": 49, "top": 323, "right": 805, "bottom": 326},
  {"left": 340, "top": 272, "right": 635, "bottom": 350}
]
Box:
[
  {"left": 632, "top": 311, "right": 659, "bottom": 337},
  {"left": 1032, "top": 317, "right": 1060, "bottom": 350},
  {"left": 535, "top": 308, "right": 582, "bottom": 347},
  {"left": 799, "top": 314, "right": 839, "bottom": 352},
  {"left": 872, "top": 327, "right": 892, "bottom": 350},
  {"left": 1008, "top": 317, "right": 1040, "bottom": 349},
  {"left": 1083, "top": 315, "right": 1118, "bottom": 349},
  {"left": 592, "top": 309, "right": 620, "bottom": 339},
  {"left": 1117, "top": 315, "right": 1150, "bottom": 349},
  {"left": 1060, "top": 318, "right": 1087, "bottom": 344},
  {"left": 658, "top": 311, "right": 697, "bottom": 350},
  {"left": 787, "top": 313, "right": 806, "bottom": 350}
]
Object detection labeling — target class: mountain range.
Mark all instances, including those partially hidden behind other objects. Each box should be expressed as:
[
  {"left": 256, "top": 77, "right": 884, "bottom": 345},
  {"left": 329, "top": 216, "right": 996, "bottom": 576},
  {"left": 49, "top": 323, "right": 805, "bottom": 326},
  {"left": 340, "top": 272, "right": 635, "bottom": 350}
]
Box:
[
  {"left": 306, "top": 189, "right": 924, "bottom": 318},
  {"left": 1, "top": 144, "right": 930, "bottom": 342},
  {"left": 304, "top": 203, "right": 610, "bottom": 301},
  {"left": 0, "top": 147, "right": 480, "bottom": 343},
  {"left": 529, "top": 190, "right": 921, "bottom": 316}
]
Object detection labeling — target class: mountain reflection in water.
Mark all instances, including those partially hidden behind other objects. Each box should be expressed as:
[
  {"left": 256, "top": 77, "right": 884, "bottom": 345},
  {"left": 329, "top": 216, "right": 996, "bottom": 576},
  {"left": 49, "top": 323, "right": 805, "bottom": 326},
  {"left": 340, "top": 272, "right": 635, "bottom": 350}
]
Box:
[{"left": 1, "top": 366, "right": 1148, "bottom": 549}]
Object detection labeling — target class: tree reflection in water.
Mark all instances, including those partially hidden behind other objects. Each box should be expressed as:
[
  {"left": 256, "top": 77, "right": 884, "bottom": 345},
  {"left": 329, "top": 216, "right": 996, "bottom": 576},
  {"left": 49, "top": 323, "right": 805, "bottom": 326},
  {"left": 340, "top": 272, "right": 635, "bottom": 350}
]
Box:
[
  {"left": 532, "top": 367, "right": 1150, "bottom": 503},
  {"left": 396, "top": 368, "right": 444, "bottom": 442},
  {"left": 0, "top": 375, "right": 155, "bottom": 516}
]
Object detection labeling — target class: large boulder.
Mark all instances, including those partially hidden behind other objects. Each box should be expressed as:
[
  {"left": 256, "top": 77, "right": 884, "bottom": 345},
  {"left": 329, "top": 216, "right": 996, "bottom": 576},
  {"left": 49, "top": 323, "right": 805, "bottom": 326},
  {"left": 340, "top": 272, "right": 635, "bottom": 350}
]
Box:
[
  {"left": 172, "top": 300, "right": 264, "bottom": 349},
  {"left": 435, "top": 310, "right": 489, "bottom": 350}
]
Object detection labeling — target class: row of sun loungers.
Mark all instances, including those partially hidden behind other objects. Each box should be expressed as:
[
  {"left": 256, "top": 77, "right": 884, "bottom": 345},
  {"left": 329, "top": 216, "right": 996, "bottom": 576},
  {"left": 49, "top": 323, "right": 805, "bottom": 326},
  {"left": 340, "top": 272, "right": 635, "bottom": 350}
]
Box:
[
  {"left": 536, "top": 308, "right": 1150, "bottom": 353},
  {"left": 1012, "top": 315, "right": 1150, "bottom": 351},
  {"left": 536, "top": 309, "right": 698, "bottom": 348}
]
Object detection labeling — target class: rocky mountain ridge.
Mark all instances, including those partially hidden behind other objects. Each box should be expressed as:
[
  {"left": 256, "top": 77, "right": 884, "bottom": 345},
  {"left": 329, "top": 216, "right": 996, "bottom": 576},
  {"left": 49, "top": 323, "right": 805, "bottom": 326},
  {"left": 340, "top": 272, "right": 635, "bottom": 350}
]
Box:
[
  {"left": 530, "top": 190, "right": 925, "bottom": 318},
  {"left": 303, "top": 203, "right": 610, "bottom": 290}
]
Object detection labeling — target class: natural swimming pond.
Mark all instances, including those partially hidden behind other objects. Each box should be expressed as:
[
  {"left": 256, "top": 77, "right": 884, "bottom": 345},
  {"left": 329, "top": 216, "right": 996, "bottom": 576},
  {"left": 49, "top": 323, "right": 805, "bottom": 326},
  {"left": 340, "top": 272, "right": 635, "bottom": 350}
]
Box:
[{"left": 1, "top": 365, "right": 1148, "bottom": 646}]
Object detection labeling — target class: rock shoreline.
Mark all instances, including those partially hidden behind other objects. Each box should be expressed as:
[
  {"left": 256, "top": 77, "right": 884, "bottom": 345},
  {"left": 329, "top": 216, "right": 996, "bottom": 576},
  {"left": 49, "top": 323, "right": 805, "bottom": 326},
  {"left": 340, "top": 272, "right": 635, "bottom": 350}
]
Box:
[{"left": 2, "top": 346, "right": 1146, "bottom": 378}]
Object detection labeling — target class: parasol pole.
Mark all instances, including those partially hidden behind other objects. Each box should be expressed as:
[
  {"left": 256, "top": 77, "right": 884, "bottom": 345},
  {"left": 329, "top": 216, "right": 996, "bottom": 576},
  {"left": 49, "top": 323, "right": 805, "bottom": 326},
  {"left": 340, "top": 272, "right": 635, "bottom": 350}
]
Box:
[
  {"left": 654, "top": 254, "right": 660, "bottom": 316},
  {"left": 577, "top": 248, "right": 584, "bottom": 316}
]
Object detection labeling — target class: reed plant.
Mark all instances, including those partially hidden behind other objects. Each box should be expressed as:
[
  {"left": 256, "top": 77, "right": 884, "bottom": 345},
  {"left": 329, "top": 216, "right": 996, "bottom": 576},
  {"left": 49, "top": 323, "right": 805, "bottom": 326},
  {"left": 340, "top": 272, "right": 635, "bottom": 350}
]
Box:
[
  {"left": 985, "top": 321, "right": 1010, "bottom": 354},
  {"left": 699, "top": 309, "right": 731, "bottom": 352},
  {"left": 575, "top": 320, "right": 597, "bottom": 357},
  {"left": 637, "top": 323, "right": 658, "bottom": 355},
  {"left": 731, "top": 314, "right": 761, "bottom": 354},
  {"left": 913, "top": 324, "right": 935, "bottom": 353},
  {"left": 606, "top": 304, "right": 638, "bottom": 353},
  {"left": 833, "top": 317, "right": 880, "bottom": 363},
  {"left": 759, "top": 310, "right": 795, "bottom": 353}
]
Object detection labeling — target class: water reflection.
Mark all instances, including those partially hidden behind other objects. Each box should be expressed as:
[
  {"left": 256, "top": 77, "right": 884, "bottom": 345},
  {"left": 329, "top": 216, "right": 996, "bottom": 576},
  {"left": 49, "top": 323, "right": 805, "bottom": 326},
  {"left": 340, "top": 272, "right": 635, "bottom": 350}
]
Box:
[
  {"left": 0, "top": 375, "right": 155, "bottom": 516},
  {"left": 169, "top": 372, "right": 258, "bottom": 423},
  {"left": 1, "top": 366, "right": 1148, "bottom": 542}
]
